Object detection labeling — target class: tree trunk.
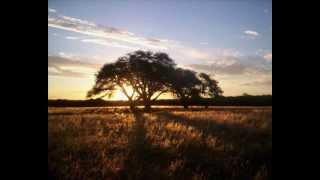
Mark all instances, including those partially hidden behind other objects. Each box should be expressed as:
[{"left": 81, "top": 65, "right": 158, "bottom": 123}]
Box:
[
  {"left": 144, "top": 104, "right": 151, "bottom": 111},
  {"left": 144, "top": 99, "right": 151, "bottom": 111},
  {"left": 181, "top": 98, "right": 189, "bottom": 109},
  {"left": 129, "top": 101, "right": 135, "bottom": 111}
]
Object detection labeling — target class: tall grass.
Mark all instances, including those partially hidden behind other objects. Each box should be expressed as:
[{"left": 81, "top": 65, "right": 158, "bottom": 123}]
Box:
[{"left": 48, "top": 107, "right": 272, "bottom": 180}]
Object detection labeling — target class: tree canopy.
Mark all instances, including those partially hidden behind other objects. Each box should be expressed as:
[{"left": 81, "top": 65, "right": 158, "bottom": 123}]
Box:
[
  {"left": 168, "top": 68, "right": 223, "bottom": 108},
  {"left": 87, "top": 50, "right": 176, "bottom": 109},
  {"left": 87, "top": 50, "right": 223, "bottom": 110}
]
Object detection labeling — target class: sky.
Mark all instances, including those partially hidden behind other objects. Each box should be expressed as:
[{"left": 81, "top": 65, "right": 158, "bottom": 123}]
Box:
[{"left": 48, "top": 0, "right": 272, "bottom": 100}]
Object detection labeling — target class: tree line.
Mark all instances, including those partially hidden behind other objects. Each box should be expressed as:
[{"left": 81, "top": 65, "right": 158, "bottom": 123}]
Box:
[
  {"left": 87, "top": 50, "right": 223, "bottom": 110},
  {"left": 48, "top": 95, "right": 272, "bottom": 107}
]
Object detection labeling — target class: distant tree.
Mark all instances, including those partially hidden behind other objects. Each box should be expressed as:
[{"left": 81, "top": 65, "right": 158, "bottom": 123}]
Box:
[
  {"left": 87, "top": 50, "right": 176, "bottom": 110},
  {"left": 169, "top": 68, "right": 202, "bottom": 108},
  {"left": 198, "top": 73, "right": 223, "bottom": 97},
  {"left": 198, "top": 73, "right": 223, "bottom": 108},
  {"left": 169, "top": 70, "right": 223, "bottom": 109}
]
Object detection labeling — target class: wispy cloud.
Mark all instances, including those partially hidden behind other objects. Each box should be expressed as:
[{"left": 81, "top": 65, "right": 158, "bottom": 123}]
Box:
[
  {"left": 242, "top": 79, "right": 272, "bottom": 86},
  {"left": 263, "top": 53, "right": 272, "bottom": 62},
  {"left": 48, "top": 8, "right": 57, "bottom": 13},
  {"left": 48, "top": 12, "right": 248, "bottom": 65},
  {"left": 48, "top": 12, "right": 271, "bottom": 90},
  {"left": 81, "top": 38, "right": 137, "bottom": 50},
  {"left": 171, "top": 47, "right": 243, "bottom": 65},
  {"left": 256, "top": 49, "right": 272, "bottom": 62},
  {"left": 187, "top": 55, "right": 272, "bottom": 95},
  {"left": 65, "top": 36, "right": 79, "bottom": 40},
  {"left": 187, "top": 54, "right": 271, "bottom": 76},
  {"left": 48, "top": 13, "right": 171, "bottom": 50},
  {"left": 48, "top": 55, "right": 101, "bottom": 78},
  {"left": 64, "top": 35, "right": 137, "bottom": 50},
  {"left": 244, "top": 30, "right": 259, "bottom": 38},
  {"left": 242, "top": 72, "right": 272, "bottom": 87},
  {"left": 58, "top": 52, "right": 76, "bottom": 59},
  {"left": 188, "top": 61, "right": 247, "bottom": 75},
  {"left": 179, "top": 48, "right": 210, "bottom": 60},
  {"left": 48, "top": 66, "right": 86, "bottom": 78}
]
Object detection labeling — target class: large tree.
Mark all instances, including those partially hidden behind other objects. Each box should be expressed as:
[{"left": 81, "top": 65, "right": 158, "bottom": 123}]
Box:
[{"left": 87, "top": 50, "right": 176, "bottom": 110}]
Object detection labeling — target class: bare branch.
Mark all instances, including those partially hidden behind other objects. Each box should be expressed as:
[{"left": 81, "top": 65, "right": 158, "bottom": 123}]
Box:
[{"left": 152, "top": 90, "right": 166, "bottom": 101}]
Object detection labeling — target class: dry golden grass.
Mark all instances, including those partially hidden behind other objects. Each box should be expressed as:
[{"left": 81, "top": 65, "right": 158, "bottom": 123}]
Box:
[{"left": 48, "top": 107, "right": 272, "bottom": 180}]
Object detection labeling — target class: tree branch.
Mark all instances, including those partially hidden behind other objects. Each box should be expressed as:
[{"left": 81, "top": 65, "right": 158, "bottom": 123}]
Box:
[
  {"left": 130, "top": 88, "right": 136, "bottom": 99},
  {"left": 151, "top": 91, "right": 166, "bottom": 101},
  {"left": 118, "top": 83, "right": 132, "bottom": 101}
]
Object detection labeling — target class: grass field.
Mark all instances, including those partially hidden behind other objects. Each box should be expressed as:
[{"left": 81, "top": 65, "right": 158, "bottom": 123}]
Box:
[{"left": 48, "top": 107, "right": 272, "bottom": 180}]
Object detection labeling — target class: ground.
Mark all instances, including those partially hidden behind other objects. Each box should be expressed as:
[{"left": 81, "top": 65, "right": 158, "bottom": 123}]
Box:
[{"left": 48, "top": 106, "right": 272, "bottom": 180}]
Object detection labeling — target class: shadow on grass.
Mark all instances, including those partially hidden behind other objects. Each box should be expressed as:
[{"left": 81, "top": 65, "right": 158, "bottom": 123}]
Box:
[
  {"left": 118, "top": 112, "right": 171, "bottom": 180},
  {"left": 154, "top": 111, "right": 272, "bottom": 180}
]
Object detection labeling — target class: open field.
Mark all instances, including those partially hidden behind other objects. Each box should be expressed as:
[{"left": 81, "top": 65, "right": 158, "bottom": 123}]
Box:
[{"left": 48, "top": 107, "right": 272, "bottom": 180}]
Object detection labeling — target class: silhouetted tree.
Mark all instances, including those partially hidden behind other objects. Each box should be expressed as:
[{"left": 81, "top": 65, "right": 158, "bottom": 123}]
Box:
[
  {"left": 169, "top": 68, "right": 201, "bottom": 108},
  {"left": 87, "top": 50, "right": 176, "bottom": 110},
  {"left": 126, "top": 51, "right": 176, "bottom": 110},
  {"left": 198, "top": 73, "right": 223, "bottom": 98},
  {"left": 170, "top": 70, "right": 223, "bottom": 109},
  {"left": 197, "top": 73, "right": 223, "bottom": 108}
]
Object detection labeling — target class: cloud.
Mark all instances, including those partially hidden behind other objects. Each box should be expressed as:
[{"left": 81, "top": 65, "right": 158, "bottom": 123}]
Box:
[
  {"left": 48, "top": 55, "right": 101, "bottom": 78},
  {"left": 48, "top": 11, "right": 270, "bottom": 79},
  {"left": 49, "top": 11, "right": 246, "bottom": 65},
  {"left": 180, "top": 48, "right": 210, "bottom": 60},
  {"left": 187, "top": 54, "right": 272, "bottom": 76},
  {"left": 65, "top": 36, "right": 79, "bottom": 40},
  {"left": 64, "top": 34, "right": 137, "bottom": 50},
  {"left": 60, "top": 15, "right": 96, "bottom": 26},
  {"left": 145, "top": 38, "right": 161, "bottom": 43},
  {"left": 256, "top": 49, "right": 272, "bottom": 62},
  {"left": 171, "top": 47, "right": 243, "bottom": 65},
  {"left": 242, "top": 79, "right": 272, "bottom": 86},
  {"left": 49, "top": 55, "right": 100, "bottom": 69},
  {"left": 188, "top": 56, "right": 245, "bottom": 75},
  {"left": 48, "top": 13, "right": 170, "bottom": 50},
  {"left": 49, "top": 8, "right": 57, "bottom": 13},
  {"left": 58, "top": 52, "right": 76, "bottom": 59},
  {"left": 48, "top": 66, "right": 86, "bottom": 78},
  {"left": 244, "top": 30, "right": 259, "bottom": 37},
  {"left": 263, "top": 53, "right": 272, "bottom": 62},
  {"left": 188, "top": 61, "right": 247, "bottom": 75},
  {"left": 81, "top": 38, "right": 137, "bottom": 50}
]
